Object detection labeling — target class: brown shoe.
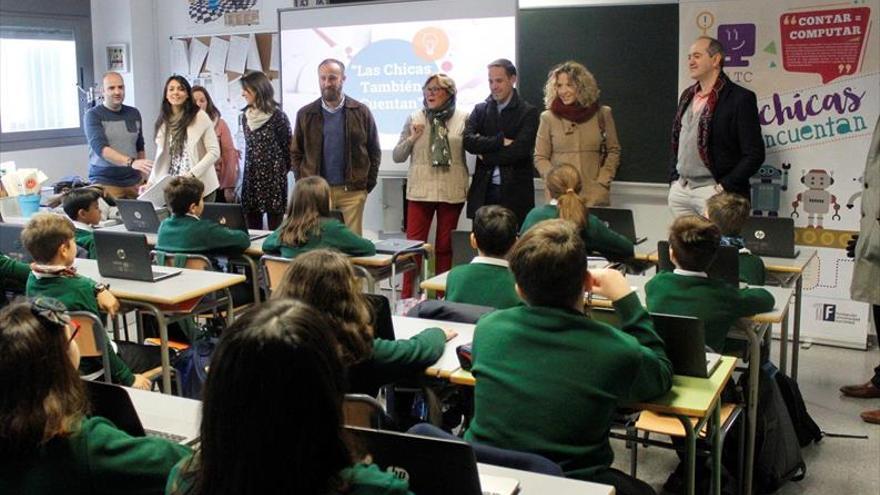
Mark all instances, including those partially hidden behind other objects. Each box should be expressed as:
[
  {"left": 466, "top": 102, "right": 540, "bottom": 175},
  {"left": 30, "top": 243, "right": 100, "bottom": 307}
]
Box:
[
  {"left": 860, "top": 409, "right": 880, "bottom": 425},
  {"left": 840, "top": 381, "right": 880, "bottom": 399}
]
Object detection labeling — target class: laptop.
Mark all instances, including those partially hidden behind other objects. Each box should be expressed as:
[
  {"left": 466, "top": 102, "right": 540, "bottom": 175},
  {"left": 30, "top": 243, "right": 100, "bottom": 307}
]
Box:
[
  {"left": 656, "top": 240, "right": 740, "bottom": 287},
  {"left": 650, "top": 313, "right": 722, "bottom": 378},
  {"left": 116, "top": 199, "right": 165, "bottom": 233},
  {"left": 84, "top": 380, "right": 198, "bottom": 445},
  {"left": 0, "top": 224, "right": 31, "bottom": 262},
  {"left": 374, "top": 238, "right": 425, "bottom": 254},
  {"left": 345, "top": 426, "right": 519, "bottom": 495},
  {"left": 93, "top": 230, "right": 181, "bottom": 282},
  {"left": 590, "top": 207, "right": 647, "bottom": 244},
  {"left": 201, "top": 202, "right": 269, "bottom": 241},
  {"left": 742, "top": 216, "right": 800, "bottom": 258}
]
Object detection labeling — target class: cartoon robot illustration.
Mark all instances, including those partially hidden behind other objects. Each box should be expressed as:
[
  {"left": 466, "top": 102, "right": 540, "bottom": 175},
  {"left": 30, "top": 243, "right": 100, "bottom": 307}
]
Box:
[
  {"left": 845, "top": 174, "right": 864, "bottom": 210},
  {"left": 750, "top": 163, "right": 790, "bottom": 216},
  {"left": 791, "top": 169, "right": 841, "bottom": 228}
]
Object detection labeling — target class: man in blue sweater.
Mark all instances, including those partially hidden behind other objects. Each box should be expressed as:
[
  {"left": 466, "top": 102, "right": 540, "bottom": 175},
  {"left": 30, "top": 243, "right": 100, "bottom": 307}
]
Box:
[{"left": 84, "top": 72, "right": 153, "bottom": 199}]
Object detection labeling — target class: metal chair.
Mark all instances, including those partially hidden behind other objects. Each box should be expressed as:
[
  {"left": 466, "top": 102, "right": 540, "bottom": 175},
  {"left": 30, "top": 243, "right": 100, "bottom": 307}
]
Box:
[
  {"left": 68, "top": 311, "right": 113, "bottom": 383},
  {"left": 260, "top": 254, "right": 291, "bottom": 297},
  {"left": 344, "top": 393, "right": 394, "bottom": 429}
]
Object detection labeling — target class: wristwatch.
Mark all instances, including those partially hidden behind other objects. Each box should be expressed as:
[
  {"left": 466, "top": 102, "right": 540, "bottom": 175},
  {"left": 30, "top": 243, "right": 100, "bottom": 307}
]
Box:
[
  {"left": 94, "top": 282, "right": 110, "bottom": 295},
  {"left": 127, "top": 157, "right": 135, "bottom": 167}
]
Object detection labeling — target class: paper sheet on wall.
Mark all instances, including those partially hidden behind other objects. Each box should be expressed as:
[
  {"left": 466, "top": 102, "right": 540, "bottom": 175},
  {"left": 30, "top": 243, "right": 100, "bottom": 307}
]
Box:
[
  {"left": 170, "top": 39, "right": 189, "bottom": 76},
  {"left": 211, "top": 76, "right": 230, "bottom": 107},
  {"left": 246, "top": 34, "right": 262, "bottom": 71},
  {"left": 228, "top": 76, "right": 246, "bottom": 111},
  {"left": 189, "top": 38, "right": 209, "bottom": 76},
  {"left": 269, "top": 34, "right": 279, "bottom": 71},
  {"left": 205, "top": 37, "right": 229, "bottom": 75},
  {"left": 226, "top": 35, "right": 249, "bottom": 74}
]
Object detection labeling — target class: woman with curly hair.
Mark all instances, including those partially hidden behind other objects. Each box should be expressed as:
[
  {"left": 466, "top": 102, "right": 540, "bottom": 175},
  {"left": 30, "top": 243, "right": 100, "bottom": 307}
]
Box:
[{"left": 534, "top": 61, "right": 621, "bottom": 206}]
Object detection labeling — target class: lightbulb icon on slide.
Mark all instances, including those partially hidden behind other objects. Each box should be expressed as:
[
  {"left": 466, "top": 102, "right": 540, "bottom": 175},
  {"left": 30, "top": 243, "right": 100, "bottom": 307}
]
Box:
[{"left": 413, "top": 27, "right": 449, "bottom": 62}]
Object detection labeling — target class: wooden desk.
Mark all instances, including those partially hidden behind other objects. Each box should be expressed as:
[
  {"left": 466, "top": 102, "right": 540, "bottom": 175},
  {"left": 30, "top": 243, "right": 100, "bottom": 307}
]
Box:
[
  {"left": 391, "top": 315, "right": 475, "bottom": 378},
  {"left": 75, "top": 259, "right": 245, "bottom": 393}
]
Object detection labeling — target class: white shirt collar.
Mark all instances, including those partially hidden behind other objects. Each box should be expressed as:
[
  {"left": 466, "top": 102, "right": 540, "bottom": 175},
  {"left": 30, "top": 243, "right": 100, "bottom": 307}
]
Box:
[
  {"left": 471, "top": 256, "right": 509, "bottom": 268},
  {"left": 186, "top": 213, "right": 200, "bottom": 220},
  {"left": 673, "top": 268, "right": 708, "bottom": 278},
  {"left": 549, "top": 199, "right": 558, "bottom": 206},
  {"left": 71, "top": 220, "right": 93, "bottom": 231},
  {"left": 321, "top": 94, "right": 346, "bottom": 113}
]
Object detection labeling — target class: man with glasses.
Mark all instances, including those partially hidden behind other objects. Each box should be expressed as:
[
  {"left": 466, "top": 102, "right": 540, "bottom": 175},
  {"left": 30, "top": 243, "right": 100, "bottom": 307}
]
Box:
[{"left": 291, "top": 58, "right": 381, "bottom": 235}]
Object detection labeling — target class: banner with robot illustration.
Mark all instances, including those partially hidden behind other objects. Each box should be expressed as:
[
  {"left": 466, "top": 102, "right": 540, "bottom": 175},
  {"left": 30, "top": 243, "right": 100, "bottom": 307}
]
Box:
[{"left": 680, "top": 0, "right": 879, "bottom": 348}]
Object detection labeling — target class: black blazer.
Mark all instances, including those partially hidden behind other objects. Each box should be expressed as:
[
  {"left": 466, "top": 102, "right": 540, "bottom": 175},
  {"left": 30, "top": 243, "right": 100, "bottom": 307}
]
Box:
[
  {"left": 463, "top": 90, "right": 539, "bottom": 225},
  {"left": 670, "top": 78, "right": 765, "bottom": 197}
]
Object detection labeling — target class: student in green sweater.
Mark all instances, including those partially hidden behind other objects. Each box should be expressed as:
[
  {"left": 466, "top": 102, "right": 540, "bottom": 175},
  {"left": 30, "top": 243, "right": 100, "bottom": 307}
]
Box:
[
  {"left": 465, "top": 219, "right": 672, "bottom": 495},
  {"left": 156, "top": 176, "right": 250, "bottom": 255},
  {"left": 272, "top": 249, "right": 455, "bottom": 394},
  {"left": 0, "top": 299, "right": 189, "bottom": 495},
  {"left": 21, "top": 213, "right": 152, "bottom": 389},
  {"left": 62, "top": 187, "right": 103, "bottom": 259},
  {"left": 262, "top": 176, "right": 376, "bottom": 258},
  {"left": 706, "top": 192, "right": 766, "bottom": 285},
  {"left": 445, "top": 205, "right": 521, "bottom": 309},
  {"left": 520, "top": 164, "right": 633, "bottom": 261},
  {"left": 1, "top": 252, "right": 30, "bottom": 306},
  {"left": 165, "top": 299, "right": 413, "bottom": 495},
  {"left": 645, "top": 215, "right": 775, "bottom": 353}
]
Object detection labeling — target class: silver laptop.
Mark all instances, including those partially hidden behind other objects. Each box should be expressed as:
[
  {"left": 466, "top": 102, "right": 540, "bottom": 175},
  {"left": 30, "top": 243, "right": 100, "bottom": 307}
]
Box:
[
  {"left": 116, "top": 199, "right": 165, "bottom": 233},
  {"left": 375, "top": 238, "right": 425, "bottom": 254},
  {"left": 93, "top": 230, "right": 181, "bottom": 282},
  {"left": 742, "top": 216, "right": 800, "bottom": 258}
]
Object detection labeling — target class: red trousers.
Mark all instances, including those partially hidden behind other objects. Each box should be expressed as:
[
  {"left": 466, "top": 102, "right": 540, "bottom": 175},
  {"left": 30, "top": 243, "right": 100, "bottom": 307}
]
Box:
[{"left": 401, "top": 200, "right": 464, "bottom": 297}]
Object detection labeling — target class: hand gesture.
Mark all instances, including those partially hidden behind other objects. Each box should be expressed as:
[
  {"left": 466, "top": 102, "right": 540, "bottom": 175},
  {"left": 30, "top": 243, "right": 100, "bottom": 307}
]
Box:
[
  {"left": 443, "top": 328, "right": 458, "bottom": 342},
  {"left": 131, "top": 158, "right": 153, "bottom": 175},
  {"left": 410, "top": 123, "right": 425, "bottom": 143},
  {"left": 97, "top": 290, "right": 120, "bottom": 316},
  {"left": 587, "top": 268, "right": 633, "bottom": 302}
]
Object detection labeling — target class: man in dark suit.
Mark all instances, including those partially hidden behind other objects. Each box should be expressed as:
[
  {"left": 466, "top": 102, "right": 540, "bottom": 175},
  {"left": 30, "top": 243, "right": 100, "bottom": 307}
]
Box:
[
  {"left": 668, "top": 36, "right": 765, "bottom": 217},
  {"left": 464, "top": 59, "right": 539, "bottom": 227}
]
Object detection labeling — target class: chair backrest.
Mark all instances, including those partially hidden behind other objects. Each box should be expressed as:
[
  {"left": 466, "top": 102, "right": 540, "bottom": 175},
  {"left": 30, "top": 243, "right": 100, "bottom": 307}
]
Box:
[
  {"left": 69, "top": 312, "right": 112, "bottom": 383},
  {"left": 407, "top": 299, "right": 494, "bottom": 324},
  {"left": 344, "top": 394, "right": 389, "bottom": 429},
  {"left": 260, "top": 255, "right": 292, "bottom": 295},
  {"left": 152, "top": 250, "right": 212, "bottom": 270}
]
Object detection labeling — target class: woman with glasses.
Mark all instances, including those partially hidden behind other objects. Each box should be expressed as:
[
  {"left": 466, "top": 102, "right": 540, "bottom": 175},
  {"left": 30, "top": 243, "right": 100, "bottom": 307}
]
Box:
[
  {"left": 0, "top": 298, "right": 189, "bottom": 494},
  {"left": 392, "top": 74, "right": 469, "bottom": 297}
]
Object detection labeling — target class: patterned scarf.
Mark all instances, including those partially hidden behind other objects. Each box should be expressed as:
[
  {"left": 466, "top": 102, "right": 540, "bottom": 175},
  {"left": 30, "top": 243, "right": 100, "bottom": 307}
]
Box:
[
  {"left": 168, "top": 112, "right": 187, "bottom": 162},
  {"left": 671, "top": 72, "right": 729, "bottom": 171},
  {"left": 550, "top": 98, "right": 599, "bottom": 124},
  {"left": 30, "top": 263, "right": 78, "bottom": 279},
  {"left": 424, "top": 96, "right": 456, "bottom": 168}
]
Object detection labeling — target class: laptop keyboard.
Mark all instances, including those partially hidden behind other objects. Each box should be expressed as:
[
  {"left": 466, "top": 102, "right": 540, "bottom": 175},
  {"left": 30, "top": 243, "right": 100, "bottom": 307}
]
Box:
[{"left": 145, "top": 428, "right": 187, "bottom": 443}]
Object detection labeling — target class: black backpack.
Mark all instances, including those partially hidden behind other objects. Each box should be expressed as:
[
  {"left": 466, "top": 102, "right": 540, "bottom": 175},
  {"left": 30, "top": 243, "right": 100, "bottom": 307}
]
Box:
[{"left": 775, "top": 372, "right": 823, "bottom": 447}]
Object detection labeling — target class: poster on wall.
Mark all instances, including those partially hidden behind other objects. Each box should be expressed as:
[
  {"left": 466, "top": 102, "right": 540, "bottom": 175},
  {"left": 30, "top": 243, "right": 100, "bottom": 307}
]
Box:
[
  {"left": 187, "top": 0, "right": 261, "bottom": 27},
  {"left": 680, "top": 0, "right": 879, "bottom": 347}
]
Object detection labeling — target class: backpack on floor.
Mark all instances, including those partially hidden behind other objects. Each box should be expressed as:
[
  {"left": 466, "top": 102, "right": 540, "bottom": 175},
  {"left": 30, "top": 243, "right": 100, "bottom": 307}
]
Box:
[{"left": 774, "top": 371, "right": 823, "bottom": 447}]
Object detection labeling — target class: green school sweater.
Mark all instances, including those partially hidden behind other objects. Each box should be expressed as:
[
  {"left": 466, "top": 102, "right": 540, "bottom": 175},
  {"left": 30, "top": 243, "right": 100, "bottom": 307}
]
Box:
[
  {"left": 156, "top": 215, "right": 250, "bottom": 255},
  {"left": 464, "top": 293, "right": 673, "bottom": 480},
  {"left": 75, "top": 228, "right": 98, "bottom": 259},
  {"left": 739, "top": 252, "right": 766, "bottom": 286},
  {"left": 645, "top": 271, "right": 775, "bottom": 353},
  {"left": 520, "top": 204, "right": 634, "bottom": 261},
  {"left": 165, "top": 457, "right": 413, "bottom": 495},
  {"left": 445, "top": 259, "right": 521, "bottom": 309},
  {"left": 1, "top": 253, "right": 30, "bottom": 299},
  {"left": 0, "top": 416, "right": 190, "bottom": 495},
  {"left": 262, "top": 218, "right": 377, "bottom": 258},
  {"left": 26, "top": 273, "right": 135, "bottom": 386}
]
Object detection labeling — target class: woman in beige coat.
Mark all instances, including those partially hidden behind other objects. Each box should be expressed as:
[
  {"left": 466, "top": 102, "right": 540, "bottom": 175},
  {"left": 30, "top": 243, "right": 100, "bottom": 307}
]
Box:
[
  {"left": 534, "top": 61, "right": 621, "bottom": 206},
  {"left": 392, "top": 73, "right": 469, "bottom": 296},
  {"left": 147, "top": 76, "right": 220, "bottom": 201}
]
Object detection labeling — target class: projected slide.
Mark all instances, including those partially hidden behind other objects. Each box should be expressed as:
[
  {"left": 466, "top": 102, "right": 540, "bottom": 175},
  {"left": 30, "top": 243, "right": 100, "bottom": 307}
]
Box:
[{"left": 280, "top": 16, "right": 515, "bottom": 150}]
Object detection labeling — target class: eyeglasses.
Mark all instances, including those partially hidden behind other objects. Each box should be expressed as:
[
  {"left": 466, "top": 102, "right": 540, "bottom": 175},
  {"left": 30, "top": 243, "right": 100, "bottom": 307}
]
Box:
[{"left": 423, "top": 86, "right": 446, "bottom": 94}]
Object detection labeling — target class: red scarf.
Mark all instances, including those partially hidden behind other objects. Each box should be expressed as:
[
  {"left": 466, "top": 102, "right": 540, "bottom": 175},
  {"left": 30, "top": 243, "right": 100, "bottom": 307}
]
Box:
[
  {"left": 550, "top": 98, "right": 599, "bottom": 124},
  {"left": 30, "top": 263, "right": 78, "bottom": 278},
  {"left": 671, "top": 72, "right": 728, "bottom": 170}
]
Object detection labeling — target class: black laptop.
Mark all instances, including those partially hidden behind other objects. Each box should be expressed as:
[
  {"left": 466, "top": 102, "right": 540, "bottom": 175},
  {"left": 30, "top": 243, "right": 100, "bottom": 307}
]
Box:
[
  {"left": 201, "top": 202, "right": 269, "bottom": 241},
  {"left": 345, "top": 426, "right": 487, "bottom": 495},
  {"left": 93, "top": 230, "right": 181, "bottom": 282},
  {"left": 590, "top": 207, "right": 647, "bottom": 244},
  {"left": 0, "top": 224, "right": 31, "bottom": 262},
  {"left": 116, "top": 199, "right": 164, "bottom": 233},
  {"left": 742, "top": 216, "right": 800, "bottom": 258},
  {"left": 657, "top": 240, "right": 740, "bottom": 286},
  {"left": 374, "top": 238, "right": 424, "bottom": 254},
  {"left": 84, "top": 380, "right": 198, "bottom": 445},
  {"left": 650, "top": 313, "right": 722, "bottom": 378}
]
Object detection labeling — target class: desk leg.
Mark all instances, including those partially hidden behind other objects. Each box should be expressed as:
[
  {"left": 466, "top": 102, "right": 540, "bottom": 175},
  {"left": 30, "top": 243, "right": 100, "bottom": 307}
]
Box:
[
  {"left": 778, "top": 306, "right": 790, "bottom": 379},
  {"left": 791, "top": 275, "right": 803, "bottom": 381},
  {"left": 123, "top": 300, "right": 173, "bottom": 394},
  {"left": 711, "top": 402, "right": 722, "bottom": 495},
  {"left": 354, "top": 266, "right": 377, "bottom": 294},
  {"left": 236, "top": 255, "right": 261, "bottom": 304},
  {"left": 390, "top": 263, "right": 399, "bottom": 309},
  {"left": 676, "top": 415, "right": 698, "bottom": 495},
  {"left": 743, "top": 323, "right": 764, "bottom": 495}
]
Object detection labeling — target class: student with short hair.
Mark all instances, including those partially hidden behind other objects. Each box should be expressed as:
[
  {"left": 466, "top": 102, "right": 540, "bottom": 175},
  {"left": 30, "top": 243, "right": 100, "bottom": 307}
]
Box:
[
  {"left": 445, "top": 205, "right": 520, "bottom": 309},
  {"left": 155, "top": 176, "right": 250, "bottom": 255},
  {"left": 164, "top": 299, "right": 414, "bottom": 495},
  {"left": 21, "top": 213, "right": 153, "bottom": 390},
  {"left": 465, "top": 219, "right": 671, "bottom": 495},
  {"left": 62, "top": 187, "right": 103, "bottom": 259},
  {"left": 705, "top": 191, "right": 766, "bottom": 285},
  {"left": 262, "top": 176, "right": 376, "bottom": 259},
  {"left": 646, "top": 215, "right": 775, "bottom": 353},
  {"left": 272, "top": 249, "right": 454, "bottom": 394},
  {"left": 0, "top": 298, "right": 189, "bottom": 494},
  {"left": 520, "top": 164, "right": 633, "bottom": 261}
]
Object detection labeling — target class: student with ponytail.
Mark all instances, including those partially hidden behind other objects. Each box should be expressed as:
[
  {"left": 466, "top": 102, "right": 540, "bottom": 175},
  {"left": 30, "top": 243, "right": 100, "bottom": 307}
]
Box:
[{"left": 520, "top": 164, "right": 633, "bottom": 261}]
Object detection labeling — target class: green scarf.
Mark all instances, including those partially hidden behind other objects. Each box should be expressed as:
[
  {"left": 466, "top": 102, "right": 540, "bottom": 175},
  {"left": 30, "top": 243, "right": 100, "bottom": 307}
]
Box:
[{"left": 424, "top": 96, "right": 456, "bottom": 168}]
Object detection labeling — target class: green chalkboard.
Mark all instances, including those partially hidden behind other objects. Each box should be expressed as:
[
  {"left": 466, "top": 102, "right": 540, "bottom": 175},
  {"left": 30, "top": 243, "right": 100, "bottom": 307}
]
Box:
[{"left": 518, "top": 4, "right": 679, "bottom": 183}]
